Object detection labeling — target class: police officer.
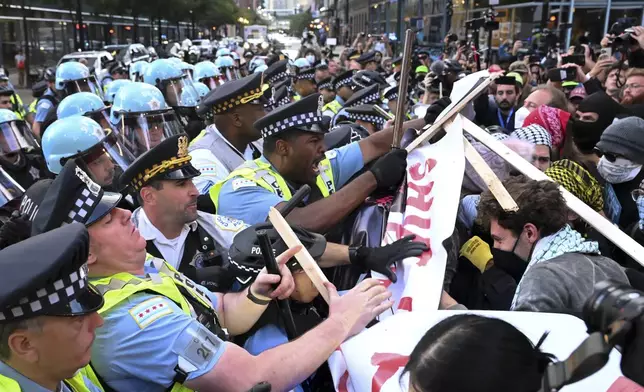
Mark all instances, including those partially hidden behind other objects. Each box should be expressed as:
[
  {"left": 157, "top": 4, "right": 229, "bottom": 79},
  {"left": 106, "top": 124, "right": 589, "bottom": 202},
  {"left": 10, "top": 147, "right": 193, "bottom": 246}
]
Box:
[
  {"left": 142, "top": 59, "right": 203, "bottom": 139},
  {"left": 323, "top": 69, "right": 355, "bottom": 119},
  {"left": 32, "top": 68, "right": 58, "bottom": 138},
  {"left": 0, "top": 224, "right": 104, "bottom": 392},
  {"left": 129, "top": 60, "right": 149, "bottom": 83},
  {"left": 332, "top": 83, "right": 381, "bottom": 126},
  {"left": 318, "top": 77, "right": 335, "bottom": 107},
  {"left": 215, "top": 55, "right": 239, "bottom": 82},
  {"left": 264, "top": 59, "right": 289, "bottom": 87},
  {"left": 292, "top": 59, "right": 317, "bottom": 100},
  {"left": 57, "top": 91, "right": 115, "bottom": 130},
  {"left": 211, "top": 93, "right": 408, "bottom": 232},
  {"left": 42, "top": 115, "right": 135, "bottom": 188},
  {"left": 194, "top": 61, "right": 224, "bottom": 91},
  {"left": 189, "top": 73, "right": 267, "bottom": 193},
  {"left": 0, "top": 73, "right": 27, "bottom": 122},
  {"left": 0, "top": 86, "right": 14, "bottom": 111},
  {"left": 345, "top": 104, "right": 390, "bottom": 135},
  {"left": 101, "top": 61, "right": 127, "bottom": 88},
  {"left": 0, "top": 109, "right": 51, "bottom": 190},
  {"left": 31, "top": 157, "right": 391, "bottom": 392},
  {"left": 103, "top": 78, "right": 132, "bottom": 105},
  {"left": 356, "top": 51, "right": 378, "bottom": 71},
  {"left": 123, "top": 134, "right": 246, "bottom": 291}
]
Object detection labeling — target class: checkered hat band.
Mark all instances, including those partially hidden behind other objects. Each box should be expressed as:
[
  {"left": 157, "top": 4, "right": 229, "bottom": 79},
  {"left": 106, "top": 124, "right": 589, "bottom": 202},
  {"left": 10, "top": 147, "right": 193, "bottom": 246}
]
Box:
[
  {"left": 386, "top": 92, "right": 399, "bottom": 100},
  {"left": 335, "top": 77, "right": 353, "bottom": 89},
  {"left": 278, "top": 97, "right": 291, "bottom": 107},
  {"left": 349, "top": 93, "right": 380, "bottom": 108},
  {"left": 348, "top": 113, "right": 386, "bottom": 125},
  {"left": 268, "top": 71, "right": 288, "bottom": 84},
  {"left": 318, "top": 82, "right": 332, "bottom": 90},
  {"left": 66, "top": 187, "right": 101, "bottom": 224},
  {"left": 296, "top": 72, "right": 316, "bottom": 81},
  {"left": 511, "top": 124, "right": 552, "bottom": 148},
  {"left": 0, "top": 264, "right": 89, "bottom": 322},
  {"left": 261, "top": 112, "right": 323, "bottom": 138}
]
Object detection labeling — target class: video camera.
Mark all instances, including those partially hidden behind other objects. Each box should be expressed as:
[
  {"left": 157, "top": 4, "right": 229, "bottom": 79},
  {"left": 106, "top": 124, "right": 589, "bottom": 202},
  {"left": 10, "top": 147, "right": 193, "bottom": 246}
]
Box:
[
  {"left": 608, "top": 19, "right": 639, "bottom": 53},
  {"left": 539, "top": 280, "right": 644, "bottom": 391},
  {"left": 465, "top": 8, "right": 500, "bottom": 31}
]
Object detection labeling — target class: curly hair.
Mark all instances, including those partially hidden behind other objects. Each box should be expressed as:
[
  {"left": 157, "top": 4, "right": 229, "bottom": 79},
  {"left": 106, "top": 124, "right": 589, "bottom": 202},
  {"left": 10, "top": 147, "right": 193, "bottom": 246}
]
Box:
[{"left": 477, "top": 175, "right": 568, "bottom": 237}]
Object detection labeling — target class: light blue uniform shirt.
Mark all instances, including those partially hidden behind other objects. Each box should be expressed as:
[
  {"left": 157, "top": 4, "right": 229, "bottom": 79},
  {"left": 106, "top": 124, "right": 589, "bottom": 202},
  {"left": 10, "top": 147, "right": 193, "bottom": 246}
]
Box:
[
  {"left": 34, "top": 89, "right": 56, "bottom": 123},
  {"left": 0, "top": 361, "right": 103, "bottom": 392},
  {"left": 90, "top": 269, "right": 227, "bottom": 392},
  {"left": 216, "top": 141, "right": 365, "bottom": 225}
]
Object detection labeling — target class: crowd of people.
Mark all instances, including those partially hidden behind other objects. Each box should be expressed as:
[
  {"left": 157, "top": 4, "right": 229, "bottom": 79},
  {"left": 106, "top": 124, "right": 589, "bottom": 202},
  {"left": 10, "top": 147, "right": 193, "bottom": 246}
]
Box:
[{"left": 0, "top": 22, "right": 643, "bottom": 392}]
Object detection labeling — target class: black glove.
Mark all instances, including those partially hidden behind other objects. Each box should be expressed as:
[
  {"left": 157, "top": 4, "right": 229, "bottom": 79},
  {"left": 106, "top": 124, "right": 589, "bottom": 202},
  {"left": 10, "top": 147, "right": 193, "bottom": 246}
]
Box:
[
  {"left": 423, "top": 96, "right": 452, "bottom": 125},
  {"left": 369, "top": 148, "right": 407, "bottom": 189},
  {"left": 349, "top": 235, "right": 429, "bottom": 282}
]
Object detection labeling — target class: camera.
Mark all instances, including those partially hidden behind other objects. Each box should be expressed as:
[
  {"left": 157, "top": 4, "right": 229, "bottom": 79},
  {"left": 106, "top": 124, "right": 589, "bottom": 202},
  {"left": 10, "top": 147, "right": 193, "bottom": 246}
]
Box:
[{"left": 540, "top": 281, "right": 644, "bottom": 391}]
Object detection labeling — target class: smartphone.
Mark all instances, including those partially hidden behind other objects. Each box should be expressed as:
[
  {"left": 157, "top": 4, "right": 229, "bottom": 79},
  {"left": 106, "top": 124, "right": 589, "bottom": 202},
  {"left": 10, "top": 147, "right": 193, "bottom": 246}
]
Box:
[
  {"left": 547, "top": 67, "right": 577, "bottom": 82},
  {"left": 600, "top": 47, "right": 613, "bottom": 58},
  {"left": 562, "top": 54, "right": 585, "bottom": 66}
]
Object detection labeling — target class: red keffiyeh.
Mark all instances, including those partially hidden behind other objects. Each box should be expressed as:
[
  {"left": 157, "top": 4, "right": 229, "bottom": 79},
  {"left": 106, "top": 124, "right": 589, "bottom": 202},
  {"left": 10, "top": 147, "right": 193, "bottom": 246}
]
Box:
[{"left": 523, "top": 105, "right": 571, "bottom": 150}]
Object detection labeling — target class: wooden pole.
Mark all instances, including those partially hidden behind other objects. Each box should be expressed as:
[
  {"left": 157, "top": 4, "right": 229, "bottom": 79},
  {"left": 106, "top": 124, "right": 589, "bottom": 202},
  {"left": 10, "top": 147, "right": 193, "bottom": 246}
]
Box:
[{"left": 392, "top": 29, "right": 414, "bottom": 148}]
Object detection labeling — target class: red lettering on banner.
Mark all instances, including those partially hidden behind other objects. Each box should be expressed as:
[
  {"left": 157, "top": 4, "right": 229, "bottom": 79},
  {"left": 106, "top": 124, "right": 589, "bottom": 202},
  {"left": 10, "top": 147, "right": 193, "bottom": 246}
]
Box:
[
  {"left": 408, "top": 159, "right": 437, "bottom": 181},
  {"left": 371, "top": 352, "right": 410, "bottom": 392},
  {"left": 338, "top": 371, "right": 350, "bottom": 392},
  {"left": 398, "top": 296, "right": 412, "bottom": 311}
]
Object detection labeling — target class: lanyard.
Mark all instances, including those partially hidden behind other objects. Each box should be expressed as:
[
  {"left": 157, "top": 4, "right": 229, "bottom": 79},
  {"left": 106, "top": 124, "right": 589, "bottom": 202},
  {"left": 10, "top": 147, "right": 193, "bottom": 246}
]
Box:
[{"left": 497, "top": 107, "right": 515, "bottom": 129}]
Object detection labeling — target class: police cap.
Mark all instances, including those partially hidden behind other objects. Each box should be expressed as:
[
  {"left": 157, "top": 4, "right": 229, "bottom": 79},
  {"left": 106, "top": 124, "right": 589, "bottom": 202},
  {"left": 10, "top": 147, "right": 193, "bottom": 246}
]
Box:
[
  {"left": 317, "top": 77, "right": 333, "bottom": 91},
  {"left": 200, "top": 72, "right": 267, "bottom": 115},
  {"left": 332, "top": 69, "right": 355, "bottom": 91},
  {"left": 356, "top": 51, "right": 377, "bottom": 65},
  {"left": 264, "top": 59, "right": 289, "bottom": 85},
  {"left": 120, "top": 133, "right": 200, "bottom": 193},
  {"left": 345, "top": 104, "right": 389, "bottom": 127},
  {"left": 0, "top": 223, "right": 103, "bottom": 323},
  {"left": 254, "top": 93, "right": 327, "bottom": 139},
  {"left": 342, "top": 84, "right": 380, "bottom": 109}
]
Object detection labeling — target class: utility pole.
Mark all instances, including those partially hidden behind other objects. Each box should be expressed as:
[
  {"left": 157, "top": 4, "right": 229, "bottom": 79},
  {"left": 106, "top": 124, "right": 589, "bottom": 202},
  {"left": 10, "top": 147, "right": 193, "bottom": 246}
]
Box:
[
  {"left": 76, "top": 0, "right": 85, "bottom": 50},
  {"left": 21, "top": 0, "right": 30, "bottom": 87}
]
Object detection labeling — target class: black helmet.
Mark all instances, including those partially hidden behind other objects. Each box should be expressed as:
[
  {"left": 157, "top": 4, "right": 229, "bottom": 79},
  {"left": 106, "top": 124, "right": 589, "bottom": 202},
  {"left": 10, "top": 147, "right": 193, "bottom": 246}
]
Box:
[
  {"left": 324, "top": 123, "right": 370, "bottom": 150},
  {"left": 227, "top": 223, "right": 327, "bottom": 285}
]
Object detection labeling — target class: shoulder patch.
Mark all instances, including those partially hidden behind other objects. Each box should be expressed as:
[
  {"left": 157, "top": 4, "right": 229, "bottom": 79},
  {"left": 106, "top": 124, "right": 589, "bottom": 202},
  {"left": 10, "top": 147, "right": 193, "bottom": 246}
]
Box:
[
  {"left": 38, "top": 100, "right": 52, "bottom": 110},
  {"left": 200, "top": 180, "right": 215, "bottom": 194},
  {"left": 214, "top": 215, "right": 247, "bottom": 232},
  {"left": 128, "top": 296, "right": 173, "bottom": 329},
  {"left": 231, "top": 178, "right": 256, "bottom": 191},
  {"left": 325, "top": 149, "right": 338, "bottom": 160}
]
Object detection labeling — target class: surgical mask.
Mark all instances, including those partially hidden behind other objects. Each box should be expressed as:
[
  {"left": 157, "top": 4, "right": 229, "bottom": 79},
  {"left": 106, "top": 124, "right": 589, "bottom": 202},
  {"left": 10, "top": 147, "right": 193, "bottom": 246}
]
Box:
[
  {"left": 597, "top": 156, "right": 642, "bottom": 184},
  {"left": 306, "top": 55, "right": 316, "bottom": 65},
  {"left": 514, "top": 106, "right": 530, "bottom": 129}
]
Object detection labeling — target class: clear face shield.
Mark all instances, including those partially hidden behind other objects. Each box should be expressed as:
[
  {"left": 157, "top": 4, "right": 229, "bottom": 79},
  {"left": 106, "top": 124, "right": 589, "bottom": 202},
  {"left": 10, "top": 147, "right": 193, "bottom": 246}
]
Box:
[
  {"left": 62, "top": 76, "right": 104, "bottom": 100},
  {"left": 0, "top": 166, "right": 24, "bottom": 209},
  {"left": 221, "top": 66, "right": 240, "bottom": 82},
  {"left": 85, "top": 108, "right": 118, "bottom": 134},
  {"left": 200, "top": 76, "right": 224, "bottom": 90},
  {"left": 117, "top": 110, "right": 184, "bottom": 157},
  {"left": 161, "top": 76, "right": 200, "bottom": 108},
  {"left": 67, "top": 129, "right": 138, "bottom": 189},
  {"left": 0, "top": 119, "right": 40, "bottom": 164}
]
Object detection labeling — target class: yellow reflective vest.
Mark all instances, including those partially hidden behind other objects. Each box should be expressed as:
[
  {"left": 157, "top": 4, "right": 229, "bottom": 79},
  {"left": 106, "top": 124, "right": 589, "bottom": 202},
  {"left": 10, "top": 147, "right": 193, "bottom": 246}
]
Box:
[
  {"left": 323, "top": 100, "right": 342, "bottom": 115},
  {"left": 10, "top": 94, "right": 26, "bottom": 120},
  {"left": 0, "top": 366, "right": 104, "bottom": 392},
  {"left": 209, "top": 156, "right": 336, "bottom": 212},
  {"left": 90, "top": 255, "right": 224, "bottom": 392}
]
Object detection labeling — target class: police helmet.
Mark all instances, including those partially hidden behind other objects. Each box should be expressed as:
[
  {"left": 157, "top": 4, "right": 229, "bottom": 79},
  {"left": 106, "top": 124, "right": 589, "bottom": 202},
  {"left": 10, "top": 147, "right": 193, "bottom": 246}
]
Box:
[
  {"left": 104, "top": 79, "right": 133, "bottom": 105},
  {"left": 216, "top": 47, "right": 231, "bottom": 58},
  {"left": 129, "top": 61, "right": 149, "bottom": 82},
  {"left": 254, "top": 64, "right": 268, "bottom": 74},
  {"left": 194, "top": 61, "right": 222, "bottom": 90},
  {"left": 57, "top": 92, "right": 106, "bottom": 119},
  {"left": 143, "top": 59, "right": 199, "bottom": 108},
  {"left": 192, "top": 82, "right": 210, "bottom": 99},
  {"left": 55, "top": 61, "right": 103, "bottom": 99}
]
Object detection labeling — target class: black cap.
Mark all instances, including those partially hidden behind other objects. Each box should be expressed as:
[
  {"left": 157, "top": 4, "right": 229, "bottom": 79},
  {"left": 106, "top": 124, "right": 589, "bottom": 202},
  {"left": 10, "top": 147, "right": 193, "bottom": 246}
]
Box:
[
  {"left": 0, "top": 85, "right": 14, "bottom": 96},
  {"left": 200, "top": 73, "right": 267, "bottom": 115},
  {"left": 346, "top": 104, "right": 389, "bottom": 127},
  {"left": 294, "top": 66, "right": 316, "bottom": 82},
  {"left": 383, "top": 85, "right": 399, "bottom": 101},
  {"left": 315, "top": 62, "right": 329, "bottom": 71},
  {"left": 31, "top": 159, "right": 122, "bottom": 236},
  {"left": 495, "top": 76, "right": 520, "bottom": 86},
  {"left": 343, "top": 84, "right": 381, "bottom": 109},
  {"left": 0, "top": 223, "right": 103, "bottom": 323},
  {"left": 347, "top": 49, "right": 361, "bottom": 61},
  {"left": 266, "top": 85, "right": 290, "bottom": 111},
  {"left": 318, "top": 77, "right": 333, "bottom": 91},
  {"left": 357, "top": 51, "right": 377, "bottom": 65},
  {"left": 352, "top": 70, "right": 388, "bottom": 90},
  {"left": 254, "top": 93, "right": 326, "bottom": 139},
  {"left": 120, "top": 133, "right": 200, "bottom": 193},
  {"left": 392, "top": 56, "right": 403, "bottom": 65},
  {"left": 332, "top": 69, "right": 355, "bottom": 90},
  {"left": 19, "top": 179, "right": 54, "bottom": 222},
  {"left": 265, "top": 59, "right": 289, "bottom": 85}
]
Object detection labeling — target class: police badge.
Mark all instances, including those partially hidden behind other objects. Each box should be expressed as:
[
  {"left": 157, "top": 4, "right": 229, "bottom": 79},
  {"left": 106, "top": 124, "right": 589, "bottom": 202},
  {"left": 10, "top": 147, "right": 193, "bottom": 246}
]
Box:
[{"left": 177, "top": 135, "right": 189, "bottom": 158}]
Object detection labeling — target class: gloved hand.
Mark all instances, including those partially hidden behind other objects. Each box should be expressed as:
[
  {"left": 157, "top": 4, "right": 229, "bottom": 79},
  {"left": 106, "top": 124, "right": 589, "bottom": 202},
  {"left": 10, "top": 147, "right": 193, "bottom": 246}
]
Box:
[
  {"left": 350, "top": 235, "right": 429, "bottom": 282},
  {"left": 369, "top": 148, "right": 408, "bottom": 189},
  {"left": 423, "top": 96, "right": 452, "bottom": 125},
  {"left": 0, "top": 211, "right": 31, "bottom": 250},
  {"left": 459, "top": 236, "right": 493, "bottom": 273}
]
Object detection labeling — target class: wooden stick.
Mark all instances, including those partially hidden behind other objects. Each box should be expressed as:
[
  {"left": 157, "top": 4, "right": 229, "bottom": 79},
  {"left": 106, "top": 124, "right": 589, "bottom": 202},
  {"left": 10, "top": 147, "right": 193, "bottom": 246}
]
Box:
[
  {"left": 462, "top": 116, "right": 644, "bottom": 267},
  {"left": 268, "top": 207, "right": 331, "bottom": 304},
  {"left": 392, "top": 29, "right": 414, "bottom": 149},
  {"left": 463, "top": 136, "right": 519, "bottom": 212},
  {"left": 406, "top": 73, "right": 499, "bottom": 152}
]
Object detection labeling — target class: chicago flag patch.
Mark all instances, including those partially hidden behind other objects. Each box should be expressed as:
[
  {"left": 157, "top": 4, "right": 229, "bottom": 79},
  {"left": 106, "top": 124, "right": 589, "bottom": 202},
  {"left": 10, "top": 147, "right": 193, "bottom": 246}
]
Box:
[{"left": 128, "top": 296, "right": 173, "bottom": 329}]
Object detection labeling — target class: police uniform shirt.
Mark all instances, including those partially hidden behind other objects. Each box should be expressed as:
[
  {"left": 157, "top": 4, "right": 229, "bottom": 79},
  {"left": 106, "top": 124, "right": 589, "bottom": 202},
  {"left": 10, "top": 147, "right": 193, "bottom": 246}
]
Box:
[
  {"left": 34, "top": 88, "right": 55, "bottom": 123},
  {"left": 0, "top": 361, "right": 103, "bottom": 392},
  {"left": 90, "top": 283, "right": 226, "bottom": 391},
  {"left": 216, "top": 142, "right": 364, "bottom": 225},
  {"left": 189, "top": 124, "right": 263, "bottom": 194},
  {"left": 322, "top": 95, "right": 345, "bottom": 118},
  {"left": 132, "top": 208, "right": 248, "bottom": 270}
]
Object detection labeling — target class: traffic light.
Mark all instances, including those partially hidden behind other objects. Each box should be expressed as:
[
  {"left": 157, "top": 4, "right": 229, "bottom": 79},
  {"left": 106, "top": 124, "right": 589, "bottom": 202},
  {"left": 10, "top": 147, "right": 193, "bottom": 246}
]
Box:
[{"left": 446, "top": 0, "right": 453, "bottom": 16}]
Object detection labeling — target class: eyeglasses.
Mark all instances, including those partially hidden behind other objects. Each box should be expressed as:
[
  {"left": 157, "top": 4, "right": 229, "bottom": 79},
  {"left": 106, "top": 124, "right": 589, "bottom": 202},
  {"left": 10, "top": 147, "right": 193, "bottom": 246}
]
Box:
[
  {"left": 631, "top": 188, "right": 644, "bottom": 202},
  {"left": 624, "top": 83, "right": 643, "bottom": 90},
  {"left": 532, "top": 155, "right": 550, "bottom": 164},
  {"left": 593, "top": 148, "right": 620, "bottom": 163}
]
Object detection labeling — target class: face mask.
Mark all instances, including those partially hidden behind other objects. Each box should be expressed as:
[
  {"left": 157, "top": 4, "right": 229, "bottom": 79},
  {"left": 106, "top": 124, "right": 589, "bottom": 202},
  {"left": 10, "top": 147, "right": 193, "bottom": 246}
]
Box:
[
  {"left": 490, "top": 232, "right": 531, "bottom": 281},
  {"left": 597, "top": 156, "right": 642, "bottom": 184},
  {"left": 306, "top": 55, "right": 316, "bottom": 65},
  {"left": 514, "top": 106, "right": 530, "bottom": 129}
]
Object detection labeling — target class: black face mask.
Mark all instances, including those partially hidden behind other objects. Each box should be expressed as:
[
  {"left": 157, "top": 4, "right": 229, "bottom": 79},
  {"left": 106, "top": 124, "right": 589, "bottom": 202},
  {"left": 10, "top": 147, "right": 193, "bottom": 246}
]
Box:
[
  {"left": 568, "top": 117, "right": 605, "bottom": 155},
  {"left": 490, "top": 247, "right": 527, "bottom": 282}
]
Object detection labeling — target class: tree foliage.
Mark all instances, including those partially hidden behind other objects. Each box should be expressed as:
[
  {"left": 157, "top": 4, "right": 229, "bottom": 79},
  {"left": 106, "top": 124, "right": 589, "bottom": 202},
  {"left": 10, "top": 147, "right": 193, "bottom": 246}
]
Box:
[{"left": 288, "top": 9, "right": 313, "bottom": 36}]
